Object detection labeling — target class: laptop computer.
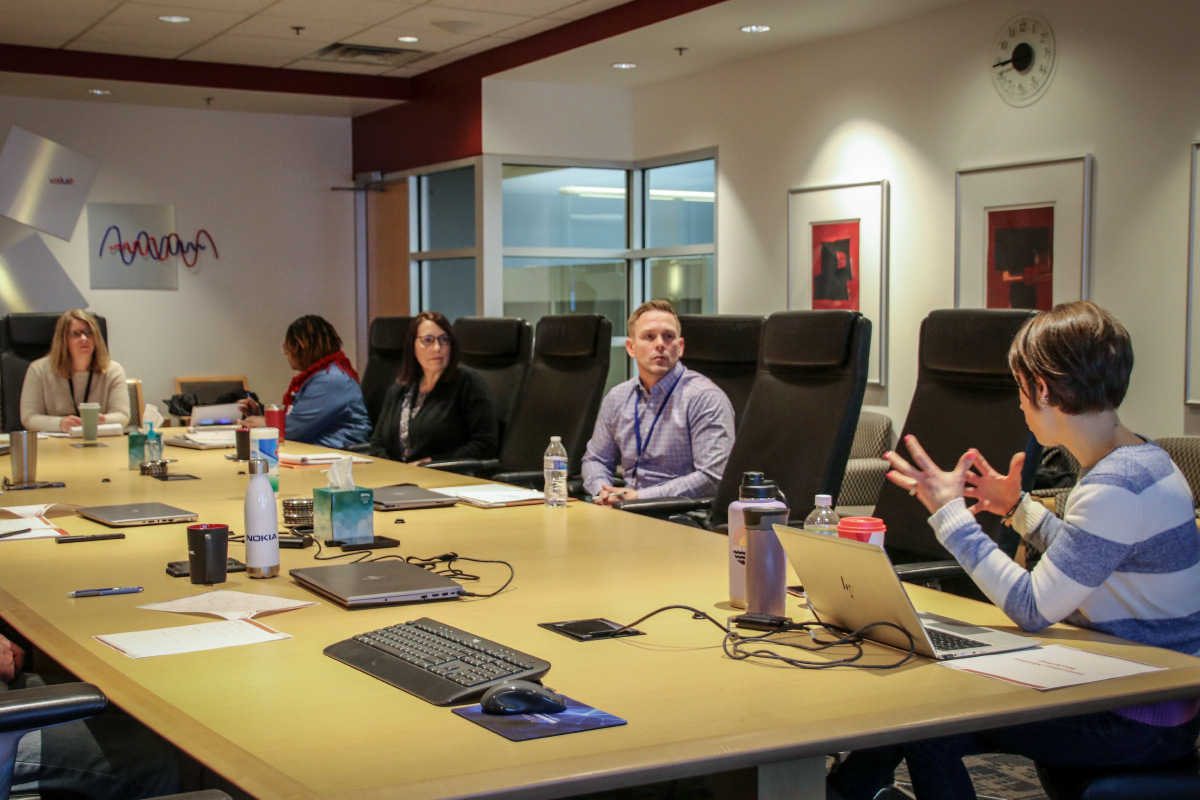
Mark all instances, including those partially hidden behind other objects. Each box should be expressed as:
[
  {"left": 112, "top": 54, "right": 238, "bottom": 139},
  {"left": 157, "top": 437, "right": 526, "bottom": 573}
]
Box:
[
  {"left": 189, "top": 403, "right": 243, "bottom": 428},
  {"left": 77, "top": 502, "right": 199, "bottom": 527},
  {"left": 372, "top": 484, "right": 460, "bottom": 511},
  {"left": 774, "top": 525, "right": 1040, "bottom": 660},
  {"left": 289, "top": 561, "right": 463, "bottom": 608},
  {"left": 165, "top": 432, "right": 236, "bottom": 450}
]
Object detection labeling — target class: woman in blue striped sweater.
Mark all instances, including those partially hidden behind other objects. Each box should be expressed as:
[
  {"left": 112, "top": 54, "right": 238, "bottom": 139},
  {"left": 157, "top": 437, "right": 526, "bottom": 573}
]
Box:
[{"left": 828, "top": 301, "right": 1200, "bottom": 800}]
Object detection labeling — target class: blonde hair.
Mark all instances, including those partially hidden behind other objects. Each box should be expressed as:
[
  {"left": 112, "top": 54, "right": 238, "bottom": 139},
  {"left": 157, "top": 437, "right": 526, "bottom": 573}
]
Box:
[
  {"left": 626, "top": 299, "right": 679, "bottom": 336},
  {"left": 48, "top": 310, "right": 109, "bottom": 378}
]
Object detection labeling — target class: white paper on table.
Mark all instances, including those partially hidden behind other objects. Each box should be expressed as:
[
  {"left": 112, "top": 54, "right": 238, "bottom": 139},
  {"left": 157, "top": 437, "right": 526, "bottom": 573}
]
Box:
[
  {"left": 185, "top": 431, "right": 237, "bottom": 445},
  {"left": 94, "top": 619, "right": 289, "bottom": 659},
  {"left": 67, "top": 423, "right": 124, "bottom": 438},
  {"left": 0, "top": 503, "right": 77, "bottom": 520},
  {"left": 137, "top": 590, "right": 318, "bottom": 620},
  {"left": 939, "top": 644, "right": 1165, "bottom": 691},
  {"left": 429, "top": 485, "right": 545, "bottom": 507},
  {"left": 279, "top": 452, "right": 373, "bottom": 465},
  {"left": 0, "top": 517, "right": 63, "bottom": 541}
]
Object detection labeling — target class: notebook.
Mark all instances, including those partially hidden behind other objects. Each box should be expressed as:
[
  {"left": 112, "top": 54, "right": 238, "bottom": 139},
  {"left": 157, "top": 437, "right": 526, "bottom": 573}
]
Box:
[
  {"left": 77, "top": 503, "right": 198, "bottom": 527},
  {"left": 289, "top": 561, "right": 463, "bottom": 608},
  {"left": 372, "top": 484, "right": 460, "bottom": 511}
]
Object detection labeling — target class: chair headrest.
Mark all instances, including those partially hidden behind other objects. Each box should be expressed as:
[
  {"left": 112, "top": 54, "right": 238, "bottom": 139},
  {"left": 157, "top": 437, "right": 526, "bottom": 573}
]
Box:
[
  {"left": 679, "top": 315, "right": 763, "bottom": 364},
  {"left": 535, "top": 315, "right": 603, "bottom": 358},
  {"left": 455, "top": 317, "right": 526, "bottom": 357},
  {"left": 920, "top": 309, "right": 1037, "bottom": 376},
  {"left": 5, "top": 313, "right": 107, "bottom": 348},
  {"left": 368, "top": 317, "right": 412, "bottom": 352},
  {"left": 762, "top": 311, "right": 859, "bottom": 369}
]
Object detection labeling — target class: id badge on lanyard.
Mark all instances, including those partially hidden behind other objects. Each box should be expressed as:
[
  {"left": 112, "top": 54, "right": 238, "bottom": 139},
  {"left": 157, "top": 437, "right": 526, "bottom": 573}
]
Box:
[{"left": 629, "top": 377, "right": 680, "bottom": 484}]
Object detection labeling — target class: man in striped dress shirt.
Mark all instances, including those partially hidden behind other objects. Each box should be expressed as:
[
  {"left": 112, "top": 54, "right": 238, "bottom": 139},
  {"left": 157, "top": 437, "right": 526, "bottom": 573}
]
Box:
[{"left": 583, "top": 300, "right": 735, "bottom": 505}]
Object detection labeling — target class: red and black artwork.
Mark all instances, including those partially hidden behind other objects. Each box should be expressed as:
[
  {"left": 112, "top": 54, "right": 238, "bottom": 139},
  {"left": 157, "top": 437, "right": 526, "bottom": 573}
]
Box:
[
  {"left": 987, "top": 206, "right": 1054, "bottom": 311},
  {"left": 811, "top": 220, "right": 859, "bottom": 311}
]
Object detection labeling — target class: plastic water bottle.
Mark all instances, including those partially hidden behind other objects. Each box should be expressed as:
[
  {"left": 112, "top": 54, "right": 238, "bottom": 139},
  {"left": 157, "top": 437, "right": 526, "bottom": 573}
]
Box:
[
  {"left": 144, "top": 422, "right": 162, "bottom": 461},
  {"left": 803, "top": 494, "right": 840, "bottom": 536},
  {"left": 543, "top": 436, "right": 568, "bottom": 508},
  {"left": 244, "top": 459, "right": 280, "bottom": 579}
]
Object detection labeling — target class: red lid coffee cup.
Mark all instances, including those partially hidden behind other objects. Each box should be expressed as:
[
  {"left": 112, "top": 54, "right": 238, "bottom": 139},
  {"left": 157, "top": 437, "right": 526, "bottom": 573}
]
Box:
[{"left": 837, "top": 516, "right": 886, "bottom": 546}]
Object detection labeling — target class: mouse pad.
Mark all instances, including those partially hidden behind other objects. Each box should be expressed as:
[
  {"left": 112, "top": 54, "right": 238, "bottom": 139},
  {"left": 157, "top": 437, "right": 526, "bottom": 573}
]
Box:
[{"left": 452, "top": 696, "right": 626, "bottom": 741}]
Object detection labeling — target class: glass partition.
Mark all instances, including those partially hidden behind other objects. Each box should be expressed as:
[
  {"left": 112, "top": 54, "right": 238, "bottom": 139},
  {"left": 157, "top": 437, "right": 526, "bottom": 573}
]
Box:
[
  {"left": 421, "top": 167, "right": 475, "bottom": 251},
  {"left": 502, "top": 166, "right": 627, "bottom": 249},
  {"left": 646, "top": 254, "right": 715, "bottom": 315},
  {"left": 420, "top": 258, "right": 475, "bottom": 323},
  {"left": 645, "top": 160, "right": 715, "bottom": 248}
]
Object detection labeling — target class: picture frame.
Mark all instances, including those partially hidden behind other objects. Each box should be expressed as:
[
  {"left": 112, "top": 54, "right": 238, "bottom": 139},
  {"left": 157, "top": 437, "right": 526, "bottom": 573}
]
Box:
[
  {"left": 788, "top": 179, "right": 889, "bottom": 387},
  {"left": 1185, "top": 143, "right": 1200, "bottom": 405},
  {"left": 955, "top": 155, "right": 1093, "bottom": 310}
]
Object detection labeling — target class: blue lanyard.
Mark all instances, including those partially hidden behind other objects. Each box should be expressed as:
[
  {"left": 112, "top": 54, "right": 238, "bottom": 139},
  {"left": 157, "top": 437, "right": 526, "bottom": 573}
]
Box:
[{"left": 630, "top": 376, "right": 680, "bottom": 482}]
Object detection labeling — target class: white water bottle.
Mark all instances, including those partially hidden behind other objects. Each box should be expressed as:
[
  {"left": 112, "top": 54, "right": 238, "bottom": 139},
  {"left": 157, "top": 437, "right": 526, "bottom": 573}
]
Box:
[
  {"left": 543, "top": 436, "right": 568, "bottom": 508},
  {"left": 803, "top": 494, "right": 840, "bottom": 535},
  {"left": 244, "top": 459, "right": 279, "bottom": 578}
]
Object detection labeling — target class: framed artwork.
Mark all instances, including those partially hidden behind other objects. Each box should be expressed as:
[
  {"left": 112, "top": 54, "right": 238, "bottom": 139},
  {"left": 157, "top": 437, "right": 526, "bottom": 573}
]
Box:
[
  {"left": 1186, "top": 144, "right": 1200, "bottom": 404},
  {"left": 788, "top": 180, "right": 888, "bottom": 387},
  {"left": 956, "top": 155, "right": 1092, "bottom": 309}
]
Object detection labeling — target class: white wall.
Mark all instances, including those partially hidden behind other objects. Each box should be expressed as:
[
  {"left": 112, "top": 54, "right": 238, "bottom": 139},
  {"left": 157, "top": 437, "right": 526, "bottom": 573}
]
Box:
[
  {"left": 632, "top": 0, "right": 1200, "bottom": 438},
  {"left": 0, "top": 96, "right": 355, "bottom": 414},
  {"left": 482, "top": 78, "right": 633, "bottom": 161}
]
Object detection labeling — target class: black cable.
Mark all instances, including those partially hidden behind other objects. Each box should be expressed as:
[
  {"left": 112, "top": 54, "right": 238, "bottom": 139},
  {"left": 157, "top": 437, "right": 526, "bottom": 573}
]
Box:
[
  {"left": 311, "top": 538, "right": 372, "bottom": 563},
  {"left": 402, "top": 553, "right": 514, "bottom": 598},
  {"left": 612, "top": 605, "right": 729, "bottom": 635}
]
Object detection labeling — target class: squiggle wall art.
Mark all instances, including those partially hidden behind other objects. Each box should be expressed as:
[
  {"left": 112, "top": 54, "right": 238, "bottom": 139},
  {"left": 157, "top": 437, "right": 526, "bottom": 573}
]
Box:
[{"left": 88, "top": 202, "right": 217, "bottom": 290}]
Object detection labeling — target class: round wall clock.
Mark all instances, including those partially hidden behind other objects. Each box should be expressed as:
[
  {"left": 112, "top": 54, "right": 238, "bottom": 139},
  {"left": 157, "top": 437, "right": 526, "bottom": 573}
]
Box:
[{"left": 991, "top": 12, "right": 1056, "bottom": 107}]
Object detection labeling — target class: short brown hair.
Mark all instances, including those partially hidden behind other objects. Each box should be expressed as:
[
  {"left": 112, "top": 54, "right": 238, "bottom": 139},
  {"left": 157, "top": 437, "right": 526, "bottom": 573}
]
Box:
[
  {"left": 1008, "top": 301, "right": 1133, "bottom": 415},
  {"left": 399, "top": 311, "right": 460, "bottom": 386},
  {"left": 49, "top": 309, "right": 110, "bottom": 378},
  {"left": 627, "top": 299, "right": 679, "bottom": 335},
  {"left": 284, "top": 315, "right": 342, "bottom": 371}
]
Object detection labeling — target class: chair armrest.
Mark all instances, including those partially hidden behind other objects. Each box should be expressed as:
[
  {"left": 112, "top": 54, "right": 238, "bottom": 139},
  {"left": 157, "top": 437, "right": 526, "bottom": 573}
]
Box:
[
  {"left": 490, "top": 471, "right": 544, "bottom": 489},
  {"left": 893, "top": 561, "right": 967, "bottom": 583},
  {"left": 343, "top": 443, "right": 373, "bottom": 455},
  {"left": 614, "top": 496, "right": 712, "bottom": 516},
  {"left": 0, "top": 684, "right": 107, "bottom": 734},
  {"left": 839, "top": 458, "right": 889, "bottom": 508},
  {"left": 423, "top": 459, "right": 500, "bottom": 476}
]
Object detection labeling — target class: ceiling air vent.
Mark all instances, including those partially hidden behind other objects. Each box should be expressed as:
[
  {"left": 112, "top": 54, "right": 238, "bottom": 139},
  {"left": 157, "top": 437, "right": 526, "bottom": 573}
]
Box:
[{"left": 307, "top": 43, "right": 428, "bottom": 67}]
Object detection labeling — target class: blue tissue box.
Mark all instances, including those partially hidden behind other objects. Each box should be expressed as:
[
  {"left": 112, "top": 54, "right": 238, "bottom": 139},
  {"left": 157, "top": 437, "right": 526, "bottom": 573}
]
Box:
[{"left": 313, "top": 487, "right": 374, "bottom": 544}]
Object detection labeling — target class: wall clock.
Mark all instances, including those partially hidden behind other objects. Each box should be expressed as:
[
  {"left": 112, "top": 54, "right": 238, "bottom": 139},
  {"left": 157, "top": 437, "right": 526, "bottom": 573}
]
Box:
[{"left": 991, "top": 12, "right": 1056, "bottom": 107}]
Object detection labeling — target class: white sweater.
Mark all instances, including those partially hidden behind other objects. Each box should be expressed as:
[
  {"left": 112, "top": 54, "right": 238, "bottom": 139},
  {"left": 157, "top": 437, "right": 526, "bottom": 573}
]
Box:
[{"left": 20, "top": 357, "right": 130, "bottom": 432}]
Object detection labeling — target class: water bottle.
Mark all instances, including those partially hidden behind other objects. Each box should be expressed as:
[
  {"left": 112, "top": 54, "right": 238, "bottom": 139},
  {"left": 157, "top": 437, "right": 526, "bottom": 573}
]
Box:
[
  {"left": 144, "top": 422, "right": 162, "bottom": 461},
  {"left": 244, "top": 459, "right": 280, "bottom": 579},
  {"left": 728, "top": 472, "right": 787, "bottom": 608},
  {"left": 803, "top": 494, "right": 840, "bottom": 535},
  {"left": 543, "top": 436, "right": 568, "bottom": 508},
  {"left": 250, "top": 427, "right": 280, "bottom": 497},
  {"left": 744, "top": 505, "right": 790, "bottom": 617}
]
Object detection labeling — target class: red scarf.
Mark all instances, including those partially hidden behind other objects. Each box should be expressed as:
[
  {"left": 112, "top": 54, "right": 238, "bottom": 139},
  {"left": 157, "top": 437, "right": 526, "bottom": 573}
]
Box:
[{"left": 283, "top": 350, "right": 359, "bottom": 407}]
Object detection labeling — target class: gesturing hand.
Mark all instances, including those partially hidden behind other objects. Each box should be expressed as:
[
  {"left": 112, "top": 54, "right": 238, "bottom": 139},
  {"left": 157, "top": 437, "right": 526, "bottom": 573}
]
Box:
[
  {"left": 884, "top": 435, "right": 976, "bottom": 515},
  {"left": 963, "top": 449, "right": 1024, "bottom": 518}
]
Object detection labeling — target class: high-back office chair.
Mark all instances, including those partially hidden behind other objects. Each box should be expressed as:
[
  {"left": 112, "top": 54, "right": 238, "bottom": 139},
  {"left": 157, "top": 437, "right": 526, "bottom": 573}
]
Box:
[
  {"left": 359, "top": 316, "right": 413, "bottom": 426},
  {"left": 0, "top": 683, "right": 107, "bottom": 799},
  {"left": 875, "top": 310, "right": 1038, "bottom": 585},
  {"left": 836, "top": 410, "right": 894, "bottom": 513},
  {"left": 126, "top": 379, "right": 144, "bottom": 428},
  {"left": 618, "top": 311, "right": 870, "bottom": 529},
  {"left": 0, "top": 313, "right": 109, "bottom": 433},
  {"left": 1154, "top": 437, "right": 1200, "bottom": 515},
  {"left": 678, "top": 314, "right": 765, "bottom": 430},
  {"left": 1036, "top": 753, "right": 1200, "bottom": 800},
  {"left": 453, "top": 317, "right": 533, "bottom": 447},
  {"left": 430, "top": 315, "right": 612, "bottom": 486}
]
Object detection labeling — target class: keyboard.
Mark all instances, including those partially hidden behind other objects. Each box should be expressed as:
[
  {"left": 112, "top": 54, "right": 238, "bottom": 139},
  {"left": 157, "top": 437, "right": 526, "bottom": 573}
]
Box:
[
  {"left": 324, "top": 617, "right": 551, "bottom": 706},
  {"left": 927, "top": 629, "right": 988, "bottom": 652}
]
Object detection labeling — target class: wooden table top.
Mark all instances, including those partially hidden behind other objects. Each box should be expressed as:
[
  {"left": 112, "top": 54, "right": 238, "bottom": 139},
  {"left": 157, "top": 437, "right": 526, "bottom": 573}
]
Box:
[{"left": 1, "top": 435, "right": 1198, "bottom": 800}]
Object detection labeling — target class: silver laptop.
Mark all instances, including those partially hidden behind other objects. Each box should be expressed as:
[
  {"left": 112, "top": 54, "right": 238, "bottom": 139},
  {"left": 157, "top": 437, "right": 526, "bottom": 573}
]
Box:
[
  {"left": 165, "top": 436, "right": 235, "bottom": 450},
  {"left": 77, "top": 502, "right": 199, "bottom": 527},
  {"left": 774, "top": 525, "right": 1040, "bottom": 660},
  {"left": 189, "top": 403, "right": 243, "bottom": 427},
  {"left": 289, "top": 561, "right": 463, "bottom": 608},
  {"left": 373, "top": 484, "right": 460, "bottom": 511}
]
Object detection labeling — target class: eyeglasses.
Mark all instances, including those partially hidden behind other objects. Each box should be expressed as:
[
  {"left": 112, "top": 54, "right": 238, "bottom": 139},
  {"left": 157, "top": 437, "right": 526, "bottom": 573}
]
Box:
[
  {"left": 417, "top": 334, "right": 451, "bottom": 349},
  {"left": 67, "top": 329, "right": 95, "bottom": 340}
]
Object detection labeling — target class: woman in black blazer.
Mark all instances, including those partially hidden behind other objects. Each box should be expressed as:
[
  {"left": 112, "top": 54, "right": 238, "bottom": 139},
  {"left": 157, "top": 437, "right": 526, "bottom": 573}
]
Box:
[{"left": 368, "top": 311, "right": 499, "bottom": 463}]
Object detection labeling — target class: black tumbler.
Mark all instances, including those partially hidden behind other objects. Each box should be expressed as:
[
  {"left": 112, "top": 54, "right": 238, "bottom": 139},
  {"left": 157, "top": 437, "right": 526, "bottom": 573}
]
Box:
[
  {"left": 235, "top": 428, "right": 251, "bottom": 461},
  {"left": 187, "top": 524, "right": 229, "bottom": 585}
]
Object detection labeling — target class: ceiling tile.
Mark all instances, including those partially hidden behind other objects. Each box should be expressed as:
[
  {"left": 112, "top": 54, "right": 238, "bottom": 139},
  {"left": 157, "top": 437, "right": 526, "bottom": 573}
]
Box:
[
  {"left": 65, "top": 39, "right": 193, "bottom": 58},
  {"left": 429, "top": 0, "right": 578, "bottom": 16},
  {"left": 489, "top": 16, "right": 566, "bottom": 40},
  {"left": 129, "top": 0, "right": 276, "bottom": 10},
  {"left": 182, "top": 33, "right": 320, "bottom": 59},
  {"left": 381, "top": 4, "right": 533, "bottom": 38},
  {"left": 100, "top": 3, "right": 251, "bottom": 33},
  {"left": 224, "top": 14, "right": 369, "bottom": 42},
  {"left": 442, "top": 36, "right": 511, "bottom": 57},
  {"left": 0, "top": 13, "right": 94, "bottom": 43},
  {"left": 260, "top": 0, "right": 417, "bottom": 26},
  {"left": 285, "top": 60, "right": 394, "bottom": 75},
  {"left": 547, "top": 0, "right": 631, "bottom": 21},
  {"left": 0, "top": 0, "right": 119, "bottom": 21},
  {"left": 0, "top": 34, "right": 70, "bottom": 49},
  {"left": 72, "top": 21, "right": 216, "bottom": 48},
  {"left": 399, "top": 49, "right": 468, "bottom": 71},
  {"left": 177, "top": 49, "right": 293, "bottom": 66},
  {"left": 379, "top": 64, "right": 423, "bottom": 77},
  {"left": 342, "top": 25, "right": 472, "bottom": 52}
]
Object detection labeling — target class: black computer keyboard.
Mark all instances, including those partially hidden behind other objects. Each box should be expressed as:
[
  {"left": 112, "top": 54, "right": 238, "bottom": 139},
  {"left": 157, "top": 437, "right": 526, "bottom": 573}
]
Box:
[
  {"left": 324, "top": 617, "right": 551, "bottom": 706},
  {"left": 927, "top": 629, "right": 989, "bottom": 652}
]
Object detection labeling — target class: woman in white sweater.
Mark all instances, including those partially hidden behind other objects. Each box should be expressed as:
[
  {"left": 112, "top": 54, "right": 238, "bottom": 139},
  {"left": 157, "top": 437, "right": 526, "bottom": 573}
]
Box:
[{"left": 20, "top": 309, "right": 129, "bottom": 433}]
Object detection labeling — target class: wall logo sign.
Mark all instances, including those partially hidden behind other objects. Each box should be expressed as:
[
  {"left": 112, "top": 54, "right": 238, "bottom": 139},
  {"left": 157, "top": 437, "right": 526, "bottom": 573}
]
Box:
[
  {"left": 97, "top": 226, "right": 218, "bottom": 268},
  {"left": 87, "top": 202, "right": 217, "bottom": 290},
  {"left": 48, "top": 177, "right": 75, "bottom": 185}
]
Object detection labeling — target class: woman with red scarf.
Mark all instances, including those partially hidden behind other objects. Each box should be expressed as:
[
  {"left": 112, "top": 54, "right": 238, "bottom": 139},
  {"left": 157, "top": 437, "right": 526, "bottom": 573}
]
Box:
[{"left": 239, "top": 316, "right": 372, "bottom": 448}]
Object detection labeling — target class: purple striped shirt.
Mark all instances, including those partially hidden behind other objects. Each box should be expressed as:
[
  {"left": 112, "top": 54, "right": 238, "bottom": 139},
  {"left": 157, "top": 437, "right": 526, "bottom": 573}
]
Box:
[{"left": 582, "top": 362, "right": 734, "bottom": 499}]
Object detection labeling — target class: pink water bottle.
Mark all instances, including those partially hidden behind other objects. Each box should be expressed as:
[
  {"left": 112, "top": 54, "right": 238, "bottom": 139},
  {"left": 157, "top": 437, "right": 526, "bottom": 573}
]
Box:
[
  {"left": 264, "top": 404, "right": 286, "bottom": 443},
  {"left": 728, "top": 472, "right": 787, "bottom": 608}
]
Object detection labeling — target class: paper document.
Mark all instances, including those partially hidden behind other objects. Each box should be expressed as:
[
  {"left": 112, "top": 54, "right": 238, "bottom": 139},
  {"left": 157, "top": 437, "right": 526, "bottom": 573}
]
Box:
[
  {"left": 138, "top": 590, "right": 317, "bottom": 620},
  {"left": 279, "top": 452, "right": 373, "bottom": 465},
  {"left": 185, "top": 431, "right": 236, "bottom": 445},
  {"left": 0, "top": 517, "right": 62, "bottom": 541},
  {"left": 68, "top": 423, "right": 124, "bottom": 438},
  {"left": 430, "top": 485, "right": 546, "bottom": 508},
  {"left": 0, "top": 503, "right": 77, "bottom": 520},
  {"left": 95, "top": 619, "right": 289, "bottom": 659},
  {"left": 939, "top": 644, "right": 1165, "bottom": 690}
]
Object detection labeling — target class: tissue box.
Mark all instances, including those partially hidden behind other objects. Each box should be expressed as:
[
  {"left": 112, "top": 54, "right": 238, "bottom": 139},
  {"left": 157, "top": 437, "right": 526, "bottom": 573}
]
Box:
[{"left": 313, "top": 487, "right": 374, "bottom": 544}]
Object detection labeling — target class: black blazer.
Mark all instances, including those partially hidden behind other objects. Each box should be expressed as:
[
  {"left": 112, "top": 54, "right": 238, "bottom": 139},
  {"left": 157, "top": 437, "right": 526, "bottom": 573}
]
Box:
[{"left": 368, "top": 367, "right": 499, "bottom": 462}]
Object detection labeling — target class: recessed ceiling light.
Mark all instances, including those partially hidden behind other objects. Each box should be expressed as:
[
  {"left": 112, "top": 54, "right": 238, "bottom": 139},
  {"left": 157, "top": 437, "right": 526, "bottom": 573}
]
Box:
[
  {"left": 397, "top": 36, "right": 419, "bottom": 42},
  {"left": 87, "top": 89, "right": 111, "bottom": 95},
  {"left": 612, "top": 62, "right": 637, "bottom": 69},
  {"left": 158, "top": 15, "right": 191, "bottom": 23},
  {"left": 740, "top": 24, "right": 770, "bottom": 33}
]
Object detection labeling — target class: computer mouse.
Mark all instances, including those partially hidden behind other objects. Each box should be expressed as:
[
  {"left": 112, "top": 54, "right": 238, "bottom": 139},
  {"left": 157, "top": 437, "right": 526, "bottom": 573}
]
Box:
[{"left": 480, "top": 680, "right": 567, "bottom": 715}]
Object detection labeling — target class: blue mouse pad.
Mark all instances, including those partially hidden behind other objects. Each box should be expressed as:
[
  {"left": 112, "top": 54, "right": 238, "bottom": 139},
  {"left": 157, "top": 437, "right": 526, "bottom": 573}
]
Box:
[{"left": 453, "top": 696, "right": 626, "bottom": 741}]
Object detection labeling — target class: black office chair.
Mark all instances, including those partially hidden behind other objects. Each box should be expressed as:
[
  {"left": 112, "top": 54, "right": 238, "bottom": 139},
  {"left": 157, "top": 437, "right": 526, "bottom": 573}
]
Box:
[
  {"left": 1036, "top": 753, "right": 1200, "bottom": 800},
  {"left": 0, "top": 683, "right": 108, "bottom": 799},
  {"left": 453, "top": 317, "right": 533, "bottom": 448},
  {"left": 678, "top": 315, "right": 764, "bottom": 431},
  {"left": 0, "top": 313, "right": 109, "bottom": 433},
  {"left": 359, "top": 316, "right": 413, "bottom": 427},
  {"left": 875, "top": 309, "right": 1039, "bottom": 591},
  {"left": 617, "top": 311, "right": 870, "bottom": 529},
  {"left": 429, "top": 314, "right": 612, "bottom": 487}
]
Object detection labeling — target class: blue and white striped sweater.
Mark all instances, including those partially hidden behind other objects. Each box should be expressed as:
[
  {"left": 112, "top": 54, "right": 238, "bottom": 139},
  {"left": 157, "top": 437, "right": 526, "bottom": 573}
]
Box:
[{"left": 930, "top": 441, "right": 1200, "bottom": 656}]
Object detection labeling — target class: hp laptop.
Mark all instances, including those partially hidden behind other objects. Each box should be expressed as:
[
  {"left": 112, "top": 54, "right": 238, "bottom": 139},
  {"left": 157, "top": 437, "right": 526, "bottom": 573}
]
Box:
[
  {"left": 373, "top": 484, "right": 459, "bottom": 511},
  {"left": 774, "top": 526, "right": 1040, "bottom": 660},
  {"left": 289, "top": 561, "right": 463, "bottom": 608},
  {"left": 77, "top": 503, "right": 198, "bottom": 527}
]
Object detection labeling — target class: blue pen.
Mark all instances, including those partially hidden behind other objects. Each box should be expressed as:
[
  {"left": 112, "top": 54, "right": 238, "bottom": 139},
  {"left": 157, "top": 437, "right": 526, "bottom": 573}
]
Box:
[{"left": 66, "top": 587, "right": 143, "bottom": 598}]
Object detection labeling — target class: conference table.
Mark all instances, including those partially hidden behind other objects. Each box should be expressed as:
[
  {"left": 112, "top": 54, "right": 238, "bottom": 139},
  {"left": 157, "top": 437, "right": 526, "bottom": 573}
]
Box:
[{"left": 1, "top": 436, "right": 1199, "bottom": 800}]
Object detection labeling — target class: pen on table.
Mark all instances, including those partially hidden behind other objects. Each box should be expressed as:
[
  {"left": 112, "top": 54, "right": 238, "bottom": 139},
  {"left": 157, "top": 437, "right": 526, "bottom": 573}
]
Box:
[
  {"left": 67, "top": 587, "right": 143, "bottom": 598},
  {"left": 0, "top": 528, "right": 32, "bottom": 540},
  {"left": 56, "top": 533, "right": 126, "bottom": 544}
]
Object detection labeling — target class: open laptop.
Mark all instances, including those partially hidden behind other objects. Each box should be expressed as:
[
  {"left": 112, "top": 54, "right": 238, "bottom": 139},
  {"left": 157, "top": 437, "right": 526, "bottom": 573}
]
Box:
[
  {"left": 774, "top": 526, "right": 1040, "bottom": 660},
  {"left": 77, "top": 502, "right": 198, "bottom": 527},
  {"left": 188, "top": 403, "right": 243, "bottom": 429},
  {"left": 373, "top": 484, "right": 460, "bottom": 511},
  {"left": 289, "top": 561, "right": 464, "bottom": 608}
]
